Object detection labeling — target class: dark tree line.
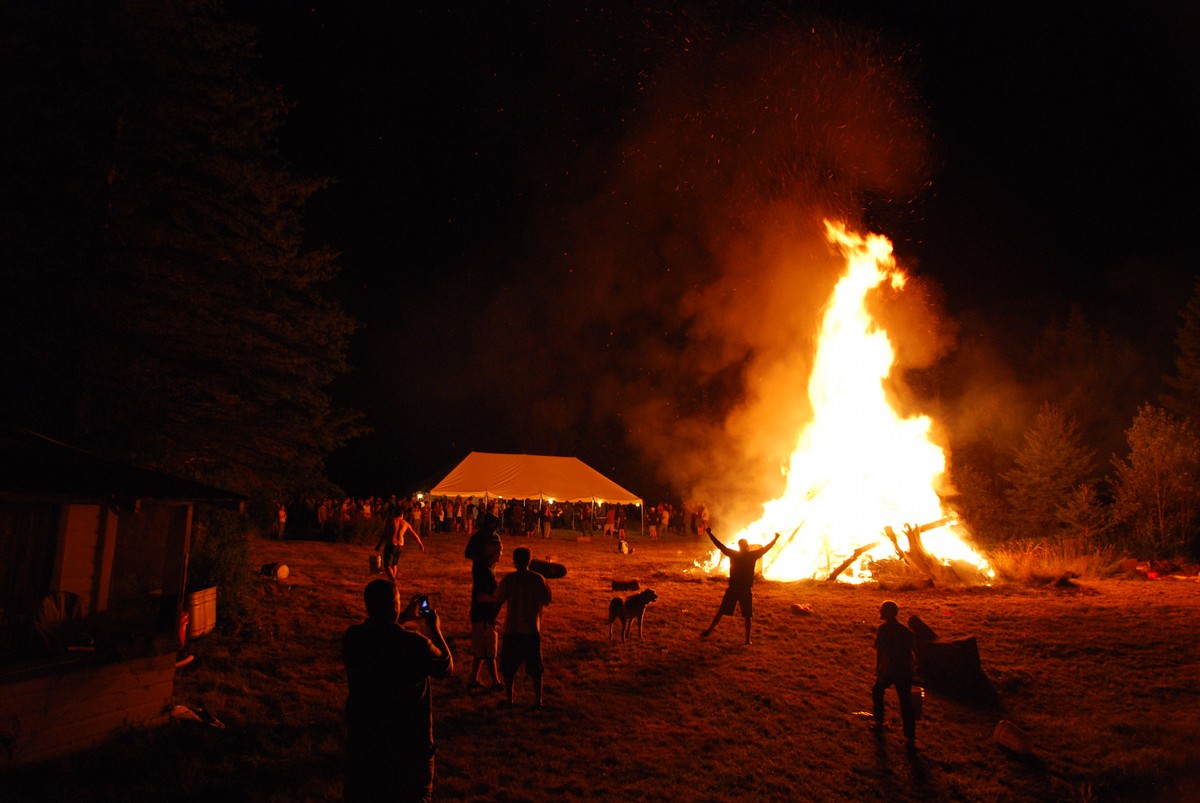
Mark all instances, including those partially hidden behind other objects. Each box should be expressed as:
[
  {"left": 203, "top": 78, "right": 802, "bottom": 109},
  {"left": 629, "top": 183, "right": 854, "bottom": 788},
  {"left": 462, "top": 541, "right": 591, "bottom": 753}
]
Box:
[
  {"left": 0, "top": 0, "right": 359, "bottom": 495},
  {"left": 950, "top": 285, "right": 1200, "bottom": 559}
]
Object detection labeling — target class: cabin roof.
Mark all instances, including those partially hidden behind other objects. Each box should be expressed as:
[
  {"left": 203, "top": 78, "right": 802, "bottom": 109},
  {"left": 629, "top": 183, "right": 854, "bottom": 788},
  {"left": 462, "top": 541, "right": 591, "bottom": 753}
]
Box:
[{"left": 0, "top": 427, "right": 244, "bottom": 507}]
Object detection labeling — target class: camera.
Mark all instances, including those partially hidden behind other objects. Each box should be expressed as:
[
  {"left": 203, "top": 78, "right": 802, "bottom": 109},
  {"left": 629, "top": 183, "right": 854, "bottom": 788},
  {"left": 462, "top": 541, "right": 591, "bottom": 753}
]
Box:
[{"left": 418, "top": 596, "right": 432, "bottom": 615}]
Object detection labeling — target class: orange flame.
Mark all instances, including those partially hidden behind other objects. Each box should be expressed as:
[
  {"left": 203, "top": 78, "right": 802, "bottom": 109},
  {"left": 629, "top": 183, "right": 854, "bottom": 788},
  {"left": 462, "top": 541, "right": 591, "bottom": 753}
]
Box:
[{"left": 706, "top": 221, "right": 990, "bottom": 583}]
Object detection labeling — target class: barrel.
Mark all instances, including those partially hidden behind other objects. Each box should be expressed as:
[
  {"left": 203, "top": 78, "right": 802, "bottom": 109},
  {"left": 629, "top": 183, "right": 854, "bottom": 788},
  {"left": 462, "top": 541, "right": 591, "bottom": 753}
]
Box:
[
  {"left": 529, "top": 558, "right": 567, "bottom": 579},
  {"left": 261, "top": 562, "right": 290, "bottom": 579}
]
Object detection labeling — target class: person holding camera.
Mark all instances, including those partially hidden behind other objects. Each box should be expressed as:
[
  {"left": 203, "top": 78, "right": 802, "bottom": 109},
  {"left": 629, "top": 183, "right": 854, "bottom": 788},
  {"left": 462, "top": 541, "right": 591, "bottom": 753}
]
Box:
[{"left": 343, "top": 579, "right": 452, "bottom": 803}]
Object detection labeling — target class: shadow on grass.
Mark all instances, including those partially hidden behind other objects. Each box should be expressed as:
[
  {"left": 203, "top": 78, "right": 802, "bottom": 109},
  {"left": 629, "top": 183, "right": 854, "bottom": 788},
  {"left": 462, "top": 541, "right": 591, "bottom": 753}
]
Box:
[{"left": 2, "top": 719, "right": 344, "bottom": 803}]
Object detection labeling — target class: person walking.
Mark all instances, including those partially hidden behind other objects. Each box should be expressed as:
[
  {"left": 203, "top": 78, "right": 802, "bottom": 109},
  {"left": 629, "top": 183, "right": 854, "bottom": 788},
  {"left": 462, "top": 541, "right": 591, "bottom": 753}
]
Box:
[
  {"left": 872, "top": 599, "right": 917, "bottom": 749},
  {"left": 700, "top": 528, "right": 780, "bottom": 645},
  {"left": 375, "top": 511, "right": 423, "bottom": 582},
  {"left": 342, "top": 580, "right": 453, "bottom": 803}
]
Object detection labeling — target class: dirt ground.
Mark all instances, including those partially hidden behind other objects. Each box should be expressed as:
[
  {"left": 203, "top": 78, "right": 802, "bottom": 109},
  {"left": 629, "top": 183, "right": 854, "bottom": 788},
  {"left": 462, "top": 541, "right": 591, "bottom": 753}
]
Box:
[{"left": 4, "top": 531, "right": 1199, "bottom": 802}]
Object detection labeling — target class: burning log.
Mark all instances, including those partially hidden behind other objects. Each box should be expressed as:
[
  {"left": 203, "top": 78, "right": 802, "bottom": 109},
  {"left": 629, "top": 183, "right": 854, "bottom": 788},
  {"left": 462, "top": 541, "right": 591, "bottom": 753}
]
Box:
[
  {"left": 826, "top": 541, "right": 879, "bottom": 582},
  {"left": 759, "top": 522, "right": 805, "bottom": 576},
  {"left": 881, "top": 518, "right": 960, "bottom": 585}
]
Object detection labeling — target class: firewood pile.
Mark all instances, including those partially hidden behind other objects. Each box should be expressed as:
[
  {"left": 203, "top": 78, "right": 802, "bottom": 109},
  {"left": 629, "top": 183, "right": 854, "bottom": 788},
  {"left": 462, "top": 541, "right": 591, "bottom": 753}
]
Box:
[{"left": 824, "top": 518, "right": 984, "bottom": 585}]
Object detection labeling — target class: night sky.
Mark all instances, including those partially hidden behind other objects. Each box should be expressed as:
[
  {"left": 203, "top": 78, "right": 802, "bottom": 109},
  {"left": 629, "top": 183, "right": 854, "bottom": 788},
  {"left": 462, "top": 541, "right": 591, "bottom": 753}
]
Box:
[{"left": 232, "top": 2, "right": 1200, "bottom": 500}]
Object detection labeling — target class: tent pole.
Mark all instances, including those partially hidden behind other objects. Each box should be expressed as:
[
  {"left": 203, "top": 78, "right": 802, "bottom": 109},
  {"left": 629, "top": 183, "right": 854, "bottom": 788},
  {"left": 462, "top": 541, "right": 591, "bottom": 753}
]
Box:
[{"left": 640, "top": 501, "right": 644, "bottom": 539}]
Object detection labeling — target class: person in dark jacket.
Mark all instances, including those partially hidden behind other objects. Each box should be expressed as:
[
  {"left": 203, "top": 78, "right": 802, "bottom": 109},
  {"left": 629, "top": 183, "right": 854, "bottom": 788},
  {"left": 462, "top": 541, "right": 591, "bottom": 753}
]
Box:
[
  {"left": 343, "top": 580, "right": 453, "bottom": 802},
  {"left": 872, "top": 599, "right": 916, "bottom": 748}
]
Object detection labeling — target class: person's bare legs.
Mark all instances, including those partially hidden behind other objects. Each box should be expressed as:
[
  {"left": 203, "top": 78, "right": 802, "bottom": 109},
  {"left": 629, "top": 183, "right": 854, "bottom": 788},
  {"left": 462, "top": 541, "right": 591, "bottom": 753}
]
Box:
[
  {"left": 743, "top": 616, "right": 753, "bottom": 645},
  {"left": 532, "top": 674, "right": 544, "bottom": 708},
  {"left": 701, "top": 611, "right": 723, "bottom": 637}
]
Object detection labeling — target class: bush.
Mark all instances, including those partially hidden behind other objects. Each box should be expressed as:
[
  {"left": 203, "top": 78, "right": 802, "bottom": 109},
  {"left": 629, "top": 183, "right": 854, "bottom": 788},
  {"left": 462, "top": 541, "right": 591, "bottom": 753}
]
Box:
[{"left": 187, "top": 506, "right": 254, "bottom": 630}]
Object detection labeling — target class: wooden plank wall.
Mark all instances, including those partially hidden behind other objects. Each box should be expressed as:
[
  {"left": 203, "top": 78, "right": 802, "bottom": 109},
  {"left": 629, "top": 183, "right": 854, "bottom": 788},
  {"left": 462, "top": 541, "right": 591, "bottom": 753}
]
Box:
[
  {"left": 53, "top": 504, "right": 102, "bottom": 612},
  {"left": 0, "top": 651, "right": 176, "bottom": 764}
]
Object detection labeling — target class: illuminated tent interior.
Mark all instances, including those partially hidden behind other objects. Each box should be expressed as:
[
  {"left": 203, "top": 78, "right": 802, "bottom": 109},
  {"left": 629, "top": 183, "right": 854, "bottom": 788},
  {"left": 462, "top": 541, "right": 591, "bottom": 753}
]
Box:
[{"left": 428, "top": 452, "right": 642, "bottom": 505}]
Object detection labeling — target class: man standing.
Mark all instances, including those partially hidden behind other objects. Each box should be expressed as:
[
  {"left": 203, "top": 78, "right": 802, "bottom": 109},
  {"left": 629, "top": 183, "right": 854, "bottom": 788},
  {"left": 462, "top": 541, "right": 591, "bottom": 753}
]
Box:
[
  {"left": 342, "top": 580, "right": 453, "bottom": 802},
  {"left": 700, "top": 528, "right": 780, "bottom": 645},
  {"left": 872, "top": 599, "right": 917, "bottom": 749},
  {"left": 490, "top": 546, "right": 552, "bottom": 707}
]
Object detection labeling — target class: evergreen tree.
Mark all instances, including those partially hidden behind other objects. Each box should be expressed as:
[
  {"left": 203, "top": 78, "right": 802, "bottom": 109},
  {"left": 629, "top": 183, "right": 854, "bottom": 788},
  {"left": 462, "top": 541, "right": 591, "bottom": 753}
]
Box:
[
  {"left": 1112, "top": 405, "right": 1200, "bottom": 555},
  {"left": 1056, "top": 483, "right": 1109, "bottom": 542},
  {"left": 946, "top": 461, "right": 1012, "bottom": 546},
  {"left": 1162, "top": 278, "right": 1200, "bottom": 425},
  {"left": 1029, "top": 305, "right": 1145, "bottom": 462},
  {"left": 1003, "top": 402, "right": 1097, "bottom": 539},
  {"left": 0, "top": 0, "right": 359, "bottom": 493}
]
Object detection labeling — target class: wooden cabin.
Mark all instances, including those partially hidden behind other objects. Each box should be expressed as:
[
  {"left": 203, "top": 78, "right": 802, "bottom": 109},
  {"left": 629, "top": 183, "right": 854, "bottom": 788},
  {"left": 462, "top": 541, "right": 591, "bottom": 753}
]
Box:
[{"left": 0, "top": 428, "right": 242, "bottom": 764}]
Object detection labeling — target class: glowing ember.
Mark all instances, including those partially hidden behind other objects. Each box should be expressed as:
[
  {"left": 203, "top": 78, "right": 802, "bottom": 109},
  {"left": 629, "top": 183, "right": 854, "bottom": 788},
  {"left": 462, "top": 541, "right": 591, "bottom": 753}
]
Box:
[{"left": 706, "top": 221, "right": 991, "bottom": 583}]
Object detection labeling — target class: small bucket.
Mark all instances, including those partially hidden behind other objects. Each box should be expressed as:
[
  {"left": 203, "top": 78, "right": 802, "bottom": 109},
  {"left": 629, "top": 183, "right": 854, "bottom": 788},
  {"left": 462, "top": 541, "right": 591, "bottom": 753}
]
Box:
[
  {"left": 994, "top": 719, "right": 1032, "bottom": 753},
  {"left": 368, "top": 554, "right": 382, "bottom": 574},
  {"left": 911, "top": 686, "right": 924, "bottom": 720}
]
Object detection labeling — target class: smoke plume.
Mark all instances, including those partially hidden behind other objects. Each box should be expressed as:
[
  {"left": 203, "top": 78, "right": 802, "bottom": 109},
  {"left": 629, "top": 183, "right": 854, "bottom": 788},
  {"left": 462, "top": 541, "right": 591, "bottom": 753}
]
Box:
[{"left": 474, "top": 13, "right": 940, "bottom": 524}]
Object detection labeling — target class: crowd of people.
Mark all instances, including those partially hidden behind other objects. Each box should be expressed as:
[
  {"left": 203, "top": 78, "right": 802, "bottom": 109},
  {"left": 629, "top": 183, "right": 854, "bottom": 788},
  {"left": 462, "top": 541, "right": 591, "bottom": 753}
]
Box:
[
  {"left": 339, "top": 510, "right": 920, "bottom": 802},
  {"left": 272, "top": 494, "right": 719, "bottom": 545}
]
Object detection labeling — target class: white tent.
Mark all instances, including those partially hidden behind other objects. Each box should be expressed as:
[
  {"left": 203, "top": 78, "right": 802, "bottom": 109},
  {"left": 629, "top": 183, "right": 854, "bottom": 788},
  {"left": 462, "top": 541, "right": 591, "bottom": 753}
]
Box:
[{"left": 428, "top": 451, "right": 641, "bottom": 505}]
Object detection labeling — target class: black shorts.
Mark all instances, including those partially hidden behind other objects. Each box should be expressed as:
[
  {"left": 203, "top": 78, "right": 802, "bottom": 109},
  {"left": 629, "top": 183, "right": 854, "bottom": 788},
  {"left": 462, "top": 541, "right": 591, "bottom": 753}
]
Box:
[
  {"left": 718, "top": 585, "right": 753, "bottom": 616},
  {"left": 499, "top": 632, "right": 543, "bottom": 678},
  {"left": 383, "top": 543, "right": 401, "bottom": 567}
]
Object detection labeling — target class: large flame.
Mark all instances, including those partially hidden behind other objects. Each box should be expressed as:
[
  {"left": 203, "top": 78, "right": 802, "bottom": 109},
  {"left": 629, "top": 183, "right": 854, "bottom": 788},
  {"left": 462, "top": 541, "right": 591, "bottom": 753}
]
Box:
[{"left": 708, "top": 221, "right": 990, "bottom": 583}]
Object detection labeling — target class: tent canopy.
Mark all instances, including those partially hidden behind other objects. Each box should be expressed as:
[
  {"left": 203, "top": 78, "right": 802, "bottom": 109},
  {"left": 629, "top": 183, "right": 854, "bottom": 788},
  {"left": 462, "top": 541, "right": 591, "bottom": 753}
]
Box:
[{"left": 428, "top": 452, "right": 641, "bottom": 505}]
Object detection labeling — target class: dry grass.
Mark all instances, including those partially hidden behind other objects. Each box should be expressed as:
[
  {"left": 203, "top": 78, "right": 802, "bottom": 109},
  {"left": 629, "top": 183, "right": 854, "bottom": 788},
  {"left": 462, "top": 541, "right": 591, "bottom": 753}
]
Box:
[
  {"left": 986, "top": 538, "right": 1128, "bottom": 584},
  {"left": 3, "top": 532, "right": 1200, "bottom": 802}
]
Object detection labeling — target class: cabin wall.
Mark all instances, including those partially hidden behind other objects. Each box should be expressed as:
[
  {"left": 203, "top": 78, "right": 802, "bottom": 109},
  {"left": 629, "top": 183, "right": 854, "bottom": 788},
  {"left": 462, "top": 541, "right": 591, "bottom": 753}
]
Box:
[
  {"left": 52, "top": 504, "right": 119, "bottom": 615},
  {"left": 0, "top": 647, "right": 176, "bottom": 764}
]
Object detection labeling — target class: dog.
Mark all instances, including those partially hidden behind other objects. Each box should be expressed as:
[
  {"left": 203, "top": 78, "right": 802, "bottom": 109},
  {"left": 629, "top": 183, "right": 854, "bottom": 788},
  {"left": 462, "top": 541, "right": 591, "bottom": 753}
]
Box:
[{"left": 607, "top": 588, "right": 658, "bottom": 642}]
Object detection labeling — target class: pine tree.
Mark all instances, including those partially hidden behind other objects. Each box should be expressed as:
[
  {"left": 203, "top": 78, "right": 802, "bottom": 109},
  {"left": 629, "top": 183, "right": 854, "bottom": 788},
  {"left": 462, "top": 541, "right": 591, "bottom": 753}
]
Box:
[
  {"left": 1029, "top": 305, "right": 1145, "bottom": 462},
  {"left": 1003, "top": 402, "right": 1097, "bottom": 539},
  {"left": 1162, "top": 278, "right": 1200, "bottom": 425},
  {"left": 0, "top": 0, "right": 359, "bottom": 493},
  {"left": 1112, "top": 405, "right": 1200, "bottom": 555}
]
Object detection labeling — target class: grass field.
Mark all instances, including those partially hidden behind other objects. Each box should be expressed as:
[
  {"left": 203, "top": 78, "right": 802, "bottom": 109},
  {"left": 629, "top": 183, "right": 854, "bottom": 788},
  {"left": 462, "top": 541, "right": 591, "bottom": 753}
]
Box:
[{"left": 3, "top": 531, "right": 1199, "bottom": 802}]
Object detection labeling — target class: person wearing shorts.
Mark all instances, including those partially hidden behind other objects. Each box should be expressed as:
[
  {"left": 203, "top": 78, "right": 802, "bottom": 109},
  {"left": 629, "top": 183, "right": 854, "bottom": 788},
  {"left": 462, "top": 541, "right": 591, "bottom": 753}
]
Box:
[
  {"left": 700, "top": 528, "right": 780, "bottom": 645},
  {"left": 468, "top": 541, "right": 502, "bottom": 690},
  {"left": 487, "top": 546, "right": 551, "bottom": 707},
  {"left": 376, "top": 512, "right": 423, "bottom": 581}
]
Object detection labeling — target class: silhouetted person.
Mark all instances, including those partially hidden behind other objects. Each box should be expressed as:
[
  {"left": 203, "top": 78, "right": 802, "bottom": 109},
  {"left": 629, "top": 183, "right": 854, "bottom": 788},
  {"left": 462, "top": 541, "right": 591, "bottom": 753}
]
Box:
[
  {"left": 700, "top": 528, "right": 780, "bottom": 644},
  {"left": 872, "top": 599, "right": 916, "bottom": 749},
  {"left": 343, "top": 579, "right": 452, "bottom": 802},
  {"left": 468, "top": 540, "right": 503, "bottom": 690},
  {"left": 487, "top": 545, "right": 551, "bottom": 707}
]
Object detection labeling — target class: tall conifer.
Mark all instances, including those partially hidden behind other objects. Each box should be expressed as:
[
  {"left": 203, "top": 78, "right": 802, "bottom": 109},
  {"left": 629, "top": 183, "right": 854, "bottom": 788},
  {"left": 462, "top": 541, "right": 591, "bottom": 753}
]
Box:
[{"left": 0, "top": 0, "right": 359, "bottom": 493}]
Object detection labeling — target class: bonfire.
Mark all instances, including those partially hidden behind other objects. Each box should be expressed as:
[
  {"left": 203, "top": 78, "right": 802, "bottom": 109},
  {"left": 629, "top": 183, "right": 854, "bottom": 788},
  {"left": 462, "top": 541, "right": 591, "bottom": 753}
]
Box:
[{"left": 705, "top": 222, "right": 992, "bottom": 584}]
